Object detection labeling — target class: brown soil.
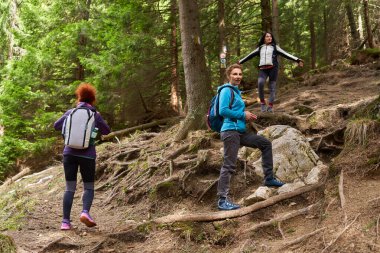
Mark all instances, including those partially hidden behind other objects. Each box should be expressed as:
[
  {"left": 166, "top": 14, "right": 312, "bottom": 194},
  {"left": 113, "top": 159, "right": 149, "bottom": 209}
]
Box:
[{"left": 2, "top": 62, "right": 380, "bottom": 253}]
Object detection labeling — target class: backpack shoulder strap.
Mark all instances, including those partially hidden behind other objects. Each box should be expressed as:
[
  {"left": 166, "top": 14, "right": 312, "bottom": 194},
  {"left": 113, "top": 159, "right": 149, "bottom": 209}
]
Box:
[{"left": 217, "top": 86, "right": 235, "bottom": 110}]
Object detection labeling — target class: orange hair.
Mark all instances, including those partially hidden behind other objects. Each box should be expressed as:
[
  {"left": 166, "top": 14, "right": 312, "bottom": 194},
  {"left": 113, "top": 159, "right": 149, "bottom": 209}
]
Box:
[{"left": 75, "top": 83, "right": 96, "bottom": 105}]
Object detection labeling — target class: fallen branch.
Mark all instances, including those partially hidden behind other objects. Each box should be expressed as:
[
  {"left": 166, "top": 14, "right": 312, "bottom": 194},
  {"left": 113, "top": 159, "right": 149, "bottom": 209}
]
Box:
[
  {"left": 338, "top": 169, "right": 347, "bottom": 225},
  {"left": 321, "top": 213, "right": 361, "bottom": 253},
  {"left": 102, "top": 117, "right": 179, "bottom": 141},
  {"left": 153, "top": 182, "right": 324, "bottom": 224},
  {"left": 282, "top": 227, "right": 326, "bottom": 248},
  {"left": 242, "top": 203, "right": 318, "bottom": 234},
  {"left": 1, "top": 166, "right": 31, "bottom": 188}
]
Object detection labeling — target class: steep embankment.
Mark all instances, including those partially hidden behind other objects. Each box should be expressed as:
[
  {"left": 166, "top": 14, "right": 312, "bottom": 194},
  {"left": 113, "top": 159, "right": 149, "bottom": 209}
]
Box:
[{"left": 1, "top": 62, "right": 380, "bottom": 253}]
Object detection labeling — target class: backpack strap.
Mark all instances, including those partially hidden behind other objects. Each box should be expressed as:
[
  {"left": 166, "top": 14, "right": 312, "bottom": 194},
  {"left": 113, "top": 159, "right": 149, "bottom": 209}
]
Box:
[{"left": 217, "top": 86, "right": 236, "bottom": 122}]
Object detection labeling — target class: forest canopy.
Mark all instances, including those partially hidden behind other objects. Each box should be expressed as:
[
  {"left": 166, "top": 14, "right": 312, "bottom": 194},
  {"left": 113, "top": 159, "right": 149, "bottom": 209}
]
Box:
[{"left": 0, "top": 0, "right": 378, "bottom": 179}]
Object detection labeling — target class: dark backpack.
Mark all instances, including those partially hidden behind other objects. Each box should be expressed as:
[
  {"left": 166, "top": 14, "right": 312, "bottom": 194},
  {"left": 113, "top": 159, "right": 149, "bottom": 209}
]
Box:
[{"left": 206, "top": 86, "right": 235, "bottom": 132}]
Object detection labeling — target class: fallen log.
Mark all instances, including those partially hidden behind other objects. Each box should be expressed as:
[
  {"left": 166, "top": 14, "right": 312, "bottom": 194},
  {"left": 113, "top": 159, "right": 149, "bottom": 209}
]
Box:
[
  {"left": 153, "top": 182, "right": 324, "bottom": 224},
  {"left": 102, "top": 117, "right": 180, "bottom": 141}
]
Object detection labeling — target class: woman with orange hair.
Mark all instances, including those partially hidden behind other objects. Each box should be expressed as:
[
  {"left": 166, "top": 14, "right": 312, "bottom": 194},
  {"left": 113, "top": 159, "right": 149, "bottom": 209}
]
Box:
[{"left": 54, "top": 83, "right": 111, "bottom": 230}]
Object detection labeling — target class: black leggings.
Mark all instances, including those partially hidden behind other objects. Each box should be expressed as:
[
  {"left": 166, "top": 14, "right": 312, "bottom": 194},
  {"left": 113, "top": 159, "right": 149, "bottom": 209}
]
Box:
[{"left": 62, "top": 155, "right": 95, "bottom": 220}]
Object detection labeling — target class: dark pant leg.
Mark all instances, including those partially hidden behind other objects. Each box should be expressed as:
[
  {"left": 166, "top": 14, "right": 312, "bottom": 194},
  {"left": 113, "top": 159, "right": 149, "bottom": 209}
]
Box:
[
  {"left": 240, "top": 132, "right": 274, "bottom": 180},
  {"left": 78, "top": 157, "right": 96, "bottom": 212},
  {"left": 63, "top": 155, "right": 79, "bottom": 220},
  {"left": 258, "top": 70, "right": 269, "bottom": 103},
  {"left": 268, "top": 67, "right": 278, "bottom": 104},
  {"left": 217, "top": 131, "right": 240, "bottom": 198}
]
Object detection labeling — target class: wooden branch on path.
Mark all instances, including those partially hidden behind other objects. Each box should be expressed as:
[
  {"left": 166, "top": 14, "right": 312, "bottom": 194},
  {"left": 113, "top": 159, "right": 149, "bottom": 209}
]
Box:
[
  {"left": 102, "top": 117, "right": 180, "bottom": 141},
  {"left": 153, "top": 182, "right": 324, "bottom": 224}
]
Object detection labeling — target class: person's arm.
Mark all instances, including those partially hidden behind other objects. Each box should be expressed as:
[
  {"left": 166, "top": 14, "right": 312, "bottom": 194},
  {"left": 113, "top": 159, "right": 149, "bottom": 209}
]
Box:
[
  {"left": 238, "top": 47, "right": 260, "bottom": 64},
  {"left": 276, "top": 45, "right": 303, "bottom": 65},
  {"left": 219, "top": 89, "right": 245, "bottom": 120},
  {"left": 95, "top": 112, "right": 111, "bottom": 135},
  {"left": 53, "top": 110, "right": 72, "bottom": 131}
]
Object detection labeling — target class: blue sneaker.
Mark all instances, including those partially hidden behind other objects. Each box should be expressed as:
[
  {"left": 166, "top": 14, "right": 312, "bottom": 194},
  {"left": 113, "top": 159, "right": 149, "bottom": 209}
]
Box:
[
  {"left": 267, "top": 106, "right": 273, "bottom": 113},
  {"left": 264, "top": 178, "right": 285, "bottom": 187},
  {"left": 218, "top": 198, "right": 240, "bottom": 211},
  {"left": 260, "top": 104, "right": 267, "bottom": 112}
]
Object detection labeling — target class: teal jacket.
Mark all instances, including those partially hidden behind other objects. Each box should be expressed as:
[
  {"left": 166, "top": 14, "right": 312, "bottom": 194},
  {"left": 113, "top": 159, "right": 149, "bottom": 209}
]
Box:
[{"left": 218, "top": 83, "right": 246, "bottom": 133}]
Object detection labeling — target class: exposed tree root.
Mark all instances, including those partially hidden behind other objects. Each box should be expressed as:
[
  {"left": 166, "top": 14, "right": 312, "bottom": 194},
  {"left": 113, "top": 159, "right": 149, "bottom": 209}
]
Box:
[
  {"left": 282, "top": 227, "right": 326, "bottom": 248},
  {"left": 197, "top": 178, "right": 218, "bottom": 202},
  {"left": 321, "top": 213, "right": 361, "bottom": 253},
  {"left": 165, "top": 144, "right": 190, "bottom": 160},
  {"left": 39, "top": 237, "right": 80, "bottom": 253},
  {"left": 242, "top": 203, "right": 319, "bottom": 234},
  {"left": 152, "top": 182, "right": 324, "bottom": 224}
]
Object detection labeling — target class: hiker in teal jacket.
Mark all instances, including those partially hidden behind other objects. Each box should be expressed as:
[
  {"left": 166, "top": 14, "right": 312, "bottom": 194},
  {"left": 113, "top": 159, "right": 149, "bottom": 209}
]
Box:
[{"left": 217, "top": 64, "right": 285, "bottom": 211}]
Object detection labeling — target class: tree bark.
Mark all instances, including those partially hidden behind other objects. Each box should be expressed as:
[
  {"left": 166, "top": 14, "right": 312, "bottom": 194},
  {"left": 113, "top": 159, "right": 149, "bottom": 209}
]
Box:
[
  {"left": 271, "top": 0, "right": 280, "bottom": 44},
  {"left": 309, "top": 0, "right": 316, "bottom": 69},
  {"left": 218, "top": 0, "right": 227, "bottom": 84},
  {"left": 170, "top": 0, "right": 182, "bottom": 114},
  {"left": 260, "top": 0, "right": 272, "bottom": 32},
  {"left": 345, "top": 3, "right": 360, "bottom": 48},
  {"left": 75, "top": 0, "right": 91, "bottom": 81},
  {"left": 362, "top": 0, "right": 374, "bottom": 48},
  {"left": 175, "top": 0, "right": 212, "bottom": 141}
]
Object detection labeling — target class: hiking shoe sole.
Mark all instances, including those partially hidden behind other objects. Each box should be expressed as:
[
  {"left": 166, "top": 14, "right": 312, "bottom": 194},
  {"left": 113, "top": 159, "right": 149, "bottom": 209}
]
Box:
[{"left": 80, "top": 215, "right": 97, "bottom": 227}]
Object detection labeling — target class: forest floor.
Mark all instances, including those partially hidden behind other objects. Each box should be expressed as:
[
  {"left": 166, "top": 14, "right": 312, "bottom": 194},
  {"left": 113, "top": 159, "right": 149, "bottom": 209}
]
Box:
[{"left": 1, "top": 61, "right": 380, "bottom": 253}]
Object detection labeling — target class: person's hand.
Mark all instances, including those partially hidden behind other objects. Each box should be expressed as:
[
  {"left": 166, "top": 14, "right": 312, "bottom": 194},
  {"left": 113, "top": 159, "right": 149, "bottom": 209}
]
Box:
[
  {"left": 298, "top": 60, "right": 304, "bottom": 67},
  {"left": 245, "top": 111, "right": 257, "bottom": 121}
]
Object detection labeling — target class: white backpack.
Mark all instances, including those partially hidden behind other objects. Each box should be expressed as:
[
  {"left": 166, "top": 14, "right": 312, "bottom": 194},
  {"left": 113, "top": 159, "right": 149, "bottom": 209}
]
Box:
[{"left": 62, "top": 107, "right": 96, "bottom": 149}]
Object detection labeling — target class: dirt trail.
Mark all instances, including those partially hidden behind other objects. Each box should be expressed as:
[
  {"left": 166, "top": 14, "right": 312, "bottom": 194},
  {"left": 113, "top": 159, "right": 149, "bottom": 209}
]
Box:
[{"left": 2, "top": 62, "right": 380, "bottom": 252}]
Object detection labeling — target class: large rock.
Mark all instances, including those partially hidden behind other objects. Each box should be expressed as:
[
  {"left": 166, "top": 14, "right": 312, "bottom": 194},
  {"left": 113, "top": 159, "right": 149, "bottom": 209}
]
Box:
[{"left": 249, "top": 125, "right": 319, "bottom": 182}]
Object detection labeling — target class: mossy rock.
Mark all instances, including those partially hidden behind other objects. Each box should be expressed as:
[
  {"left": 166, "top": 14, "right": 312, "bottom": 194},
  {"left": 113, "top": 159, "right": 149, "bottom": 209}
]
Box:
[{"left": 0, "top": 234, "right": 16, "bottom": 253}]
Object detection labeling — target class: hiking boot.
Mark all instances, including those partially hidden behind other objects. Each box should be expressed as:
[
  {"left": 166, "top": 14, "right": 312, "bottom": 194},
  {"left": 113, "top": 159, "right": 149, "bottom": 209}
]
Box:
[
  {"left": 260, "top": 104, "right": 267, "bottom": 112},
  {"left": 264, "top": 178, "right": 285, "bottom": 187},
  {"left": 218, "top": 198, "right": 240, "bottom": 211},
  {"left": 267, "top": 106, "right": 273, "bottom": 113},
  {"left": 80, "top": 210, "right": 97, "bottom": 227},
  {"left": 60, "top": 219, "right": 72, "bottom": 230}
]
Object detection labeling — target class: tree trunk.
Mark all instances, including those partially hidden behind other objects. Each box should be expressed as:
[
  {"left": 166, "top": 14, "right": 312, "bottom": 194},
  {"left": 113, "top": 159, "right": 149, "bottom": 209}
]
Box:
[
  {"left": 323, "top": 5, "right": 329, "bottom": 64},
  {"left": 170, "top": 0, "right": 182, "bottom": 114},
  {"left": 218, "top": 0, "right": 227, "bottom": 84},
  {"left": 345, "top": 3, "right": 360, "bottom": 47},
  {"left": 362, "top": 0, "right": 374, "bottom": 48},
  {"left": 260, "top": 0, "right": 272, "bottom": 32},
  {"left": 175, "top": 0, "right": 212, "bottom": 141},
  {"left": 75, "top": 0, "right": 91, "bottom": 81},
  {"left": 309, "top": 0, "right": 316, "bottom": 69},
  {"left": 271, "top": 0, "right": 280, "bottom": 44}
]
